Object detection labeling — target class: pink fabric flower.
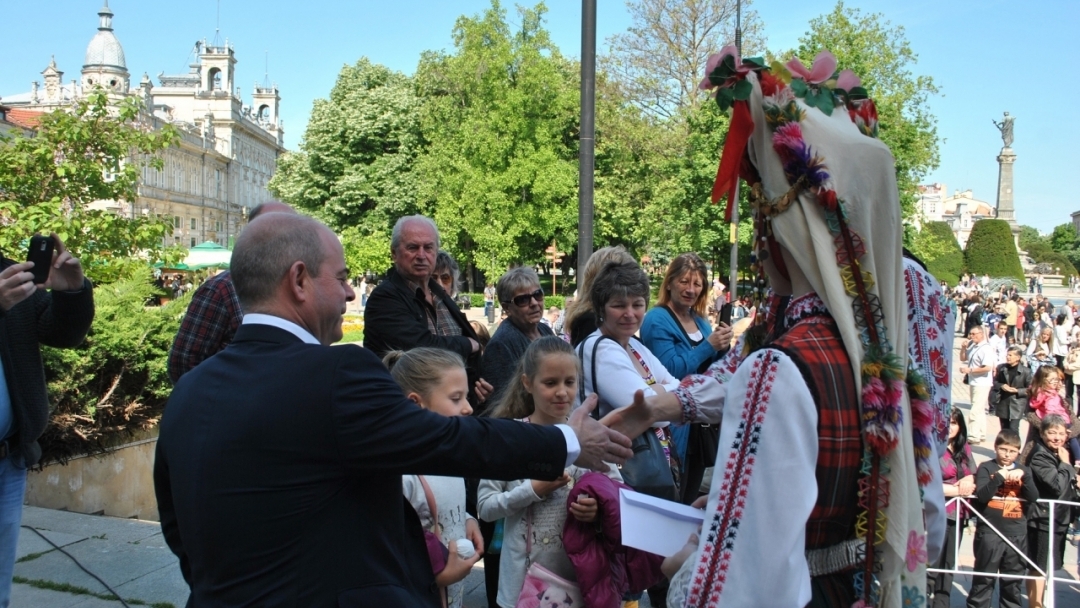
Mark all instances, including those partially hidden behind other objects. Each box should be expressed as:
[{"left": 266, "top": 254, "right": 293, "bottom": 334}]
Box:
[
  {"left": 836, "top": 69, "right": 860, "bottom": 91},
  {"left": 906, "top": 530, "right": 927, "bottom": 571},
  {"left": 699, "top": 45, "right": 751, "bottom": 90},
  {"left": 786, "top": 51, "right": 838, "bottom": 84}
]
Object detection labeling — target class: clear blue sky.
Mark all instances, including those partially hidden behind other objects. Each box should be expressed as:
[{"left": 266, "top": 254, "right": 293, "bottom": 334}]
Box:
[{"left": 2, "top": 0, "right": 1076, "bottom": 233}]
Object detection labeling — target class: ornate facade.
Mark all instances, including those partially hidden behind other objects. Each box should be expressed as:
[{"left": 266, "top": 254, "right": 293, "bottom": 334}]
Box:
[
  {"left": 0, "top": 2, "right": 284, "bottom": 248},
  {"left": 917, "top": 183, "right": 997, "bottom": 249}
]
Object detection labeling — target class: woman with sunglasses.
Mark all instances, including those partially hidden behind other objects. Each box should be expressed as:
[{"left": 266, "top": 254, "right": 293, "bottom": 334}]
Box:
[{"left": 480, "top": 267, "right": 553, "bottom": 412}]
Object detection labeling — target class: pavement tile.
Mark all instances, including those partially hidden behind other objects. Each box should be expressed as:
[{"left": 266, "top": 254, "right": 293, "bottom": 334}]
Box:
[
  {"left": 21, "top": 507, "right": 163, "bottom": 545},
  {"left": 14, "top": 536, "right": 177, "bottom": 596},
  {"left": 17, "top": 528, "right": 87, "bottom": 561},
  {"left": 110, "top": 561, "right": 189, "bottom": 608},
  {"left": 10, "top": 581, "right": 89, "bottom": 608}
]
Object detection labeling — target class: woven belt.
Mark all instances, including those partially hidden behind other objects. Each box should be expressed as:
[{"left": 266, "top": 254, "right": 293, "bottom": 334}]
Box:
[{"left": 806, "top": 538, "right": 865, "bottom": 577}]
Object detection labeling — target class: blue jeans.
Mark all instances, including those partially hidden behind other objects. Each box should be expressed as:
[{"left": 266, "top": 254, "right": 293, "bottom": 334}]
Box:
[{"left": 0, "top": 454, "right": 27, "bottom": 608}]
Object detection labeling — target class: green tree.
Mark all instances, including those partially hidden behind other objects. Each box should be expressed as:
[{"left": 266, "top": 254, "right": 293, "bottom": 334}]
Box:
[
  {"left": 911, "top": 221, "right": 962, "bottom": 285},
  {"left": 603, "top": 0, "right": 766, "bottom": 121},
  {"left": 1018, "top": 225, "right": 1047, "bottom": 252},
  {"left": 792, "top": 1, "right": 939, "bottom": 221},
  {"left": 1050, "top": 223, "right": 1079, "bottom": 252},
  {"left": 0, "top": 91, "right": 181, "bottom": 283},
  {"left": 415, "top": 1, "right": 580, "bottom": 283},
  {"left": 963, "top": 219, "right": 1024, "bottom": 281},
  {"left": 267, "top": 58, "right": 423, "bottom": 255}
]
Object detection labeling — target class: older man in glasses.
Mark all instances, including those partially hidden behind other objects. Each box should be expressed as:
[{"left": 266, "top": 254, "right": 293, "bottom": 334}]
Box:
[
  {"left": 365, "top": 215, "right": 492, "bottom": 405},
  {"left": 481, "top": 267, "right": 554, "bottom": 410}
]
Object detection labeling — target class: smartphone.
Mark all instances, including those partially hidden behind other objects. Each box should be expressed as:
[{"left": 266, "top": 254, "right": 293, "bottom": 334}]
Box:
[
  {"left": 719, "top": 303, "right": 733, "bottom": 326},
  {"left": 27, "top": 235, "right": 55, "bottom": 285}
]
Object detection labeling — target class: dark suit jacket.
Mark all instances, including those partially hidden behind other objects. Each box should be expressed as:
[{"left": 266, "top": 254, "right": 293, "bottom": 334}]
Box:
[{"left": 154, "top": 323, "right": 567, "bottom": 607}]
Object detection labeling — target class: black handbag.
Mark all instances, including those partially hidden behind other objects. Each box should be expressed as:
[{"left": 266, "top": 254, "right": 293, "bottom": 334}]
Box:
[{"left": 578, "top": 335, "right": 678, "bottom": 501}]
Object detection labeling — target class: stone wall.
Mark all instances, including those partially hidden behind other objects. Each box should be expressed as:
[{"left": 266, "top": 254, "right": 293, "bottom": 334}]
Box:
[{"left": 24, "top": 429, "right": 160, "bottom": 521}]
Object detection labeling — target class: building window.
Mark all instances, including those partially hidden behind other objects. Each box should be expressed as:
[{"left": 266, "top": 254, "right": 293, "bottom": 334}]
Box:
[
  {"left": 173, "top": 216, "right": 181, "bottom": 228},
  {"left": 190, "top": 237, "right": 196, "bottom": 247},
  {"left": 216, "top": 221, "right": 223, "bottom": 232},
  {"left": 190, "top": 218, "right": 197, "bottom": 230}
]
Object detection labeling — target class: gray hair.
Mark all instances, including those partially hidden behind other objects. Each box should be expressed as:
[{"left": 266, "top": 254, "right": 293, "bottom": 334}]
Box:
[
  {"left": 435, "top": 250, "right": 461, "bottom": 295},
  {"left": 1006, "top": 345, "right": 1024, "bottom": 357},
  {"left": 497, "top": 267, "right": 541, "bottom": 304},
  {"left": 390, "top": 215, "right": 440, "bottom": 254},
  {"left": 232, "top": 214, "right": 328, "bottom": 312},
  {"left": 1040, "top": 414, "right": 1069, "bottom": 434},
  {"left": 589, "top": 260, "right": 650, "bottom": 316}
]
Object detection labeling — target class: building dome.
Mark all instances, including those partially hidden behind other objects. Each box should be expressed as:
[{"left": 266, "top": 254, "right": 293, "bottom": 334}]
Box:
[{"left": 83, "top": 2, "right": 126, "bottom": 70}]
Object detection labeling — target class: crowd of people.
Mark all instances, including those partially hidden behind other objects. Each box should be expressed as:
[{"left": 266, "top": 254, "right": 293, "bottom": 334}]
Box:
[{"left": 934, "top": 277, "right": 1080, "bottom": 608}]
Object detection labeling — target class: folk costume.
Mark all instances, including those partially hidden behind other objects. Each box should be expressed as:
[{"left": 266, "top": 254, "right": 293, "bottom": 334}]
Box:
[{"left": 665, "top": 49, "right": 933, "bottom": 608}]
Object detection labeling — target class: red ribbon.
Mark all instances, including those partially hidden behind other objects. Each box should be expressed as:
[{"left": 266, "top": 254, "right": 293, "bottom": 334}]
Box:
[{"left": 711, "top": 99, "right": 755, "bottom": 222}]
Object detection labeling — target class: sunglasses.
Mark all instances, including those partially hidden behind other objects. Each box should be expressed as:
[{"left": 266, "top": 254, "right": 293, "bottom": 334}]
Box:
[{"left": 506, "top": 289, "right": 545, "bottom": 308}]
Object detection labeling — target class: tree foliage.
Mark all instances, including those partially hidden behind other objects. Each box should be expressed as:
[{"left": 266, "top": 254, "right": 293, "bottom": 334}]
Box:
[
  {"left": 415, "top": 1, "right": 580, "bottom": 282},
  {"left": 1050, "top": 223, "right": 1079, "bottom": 252},
  {"left": 792, "top": 1, "right": 939, "bottom": 222},
  {"left": 268, "top": 57, "right": 423, "bottom": 261},
  {"left": 963, "top": 219, "right": 1024, "bottom": 281},
  {"left": 603, "top": 0, "right": 765, "bottom": 121},
  {"left": 1018, "top": 225, "right": 1046, "bottom": 252},
  {"left": 912, "top": 221, "right": 962, "bottom": 285},
  {"left": 41, "top": 270, "right": 186, "bottom": 463},
  {"left": 0, "top": 91, "right": 182, "bottom": 283}
]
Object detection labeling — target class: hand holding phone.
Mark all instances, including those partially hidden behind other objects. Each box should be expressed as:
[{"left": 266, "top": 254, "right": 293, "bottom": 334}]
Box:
[
  {"left": 27, "top": 235, "right": 55, "bottom": 285},
  {"left": 719, "top": 303, "right": 733, "bottom": 326}
]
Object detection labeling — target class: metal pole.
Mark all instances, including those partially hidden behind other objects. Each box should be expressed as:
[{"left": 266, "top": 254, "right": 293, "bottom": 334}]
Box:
[
  {"left": 578, "top": 0, "right": 596, "bottom": 280},
  {"left": 727, "top": 0, "right": 742, "bottom": 303}
]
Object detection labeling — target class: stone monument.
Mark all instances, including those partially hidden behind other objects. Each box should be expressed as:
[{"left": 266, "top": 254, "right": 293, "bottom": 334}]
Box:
[{"left": 993, "top": 112, "right": 1020, "bottom": 247}]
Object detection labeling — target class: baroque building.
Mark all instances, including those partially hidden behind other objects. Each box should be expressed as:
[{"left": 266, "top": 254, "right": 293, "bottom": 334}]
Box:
[
  {"left": 917, "top": 183, "right": 996, "bottom": 249},
  {"left": 0, "top": 2, "right": 284, "bottom": 248}
]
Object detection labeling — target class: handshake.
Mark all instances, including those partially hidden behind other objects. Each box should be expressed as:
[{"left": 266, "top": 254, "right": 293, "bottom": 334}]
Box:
[{"left": 568, "top": 390, "right": 680, "bottom": 471}]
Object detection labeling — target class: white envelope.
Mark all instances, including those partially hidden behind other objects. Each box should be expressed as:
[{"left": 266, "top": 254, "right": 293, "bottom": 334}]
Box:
[{"left": 619, "top": 488, "right": 705, "bottom": 557}]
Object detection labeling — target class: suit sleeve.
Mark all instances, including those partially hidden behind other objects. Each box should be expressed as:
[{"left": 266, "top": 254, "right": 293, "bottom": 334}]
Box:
[
  {"left": 329, "top": 346, "right": 565, "bottom": 481},
  {"left": 153, "top": 440, "right": 191, "bottom": 585}
]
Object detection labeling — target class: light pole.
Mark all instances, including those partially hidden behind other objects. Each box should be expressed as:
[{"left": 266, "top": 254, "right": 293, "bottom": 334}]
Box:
[
  {"left": 578, "top": 0, "right": 596, "bottom": 280},
  {"left": 728, "top": 0, "right": 742, "bottom": 302}
]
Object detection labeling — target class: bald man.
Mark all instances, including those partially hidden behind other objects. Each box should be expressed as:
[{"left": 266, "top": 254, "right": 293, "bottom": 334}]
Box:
[{"left": 167, "top": 201, "right": 294, "bottom": 383}]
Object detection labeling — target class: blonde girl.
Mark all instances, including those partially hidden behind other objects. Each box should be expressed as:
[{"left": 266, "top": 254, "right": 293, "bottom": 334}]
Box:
[
  {"left": 477, "top": 337, "right": 620, "bottom": 608},
  {"left": 385, "top": 348, "right": 482, "bottom": 608}
]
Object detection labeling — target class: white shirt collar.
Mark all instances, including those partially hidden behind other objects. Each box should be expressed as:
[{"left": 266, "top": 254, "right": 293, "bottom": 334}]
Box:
[{"left": 242, "top": 313, "right": 320, "bottom": 345}]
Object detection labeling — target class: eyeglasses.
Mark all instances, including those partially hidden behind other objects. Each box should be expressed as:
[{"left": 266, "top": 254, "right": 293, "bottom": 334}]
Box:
[
  {"left": 506, "top": 289, "right": 545, "bottom": 308},
  {"left": 436, "top": 273, "right": 453, "bottom": 283}
]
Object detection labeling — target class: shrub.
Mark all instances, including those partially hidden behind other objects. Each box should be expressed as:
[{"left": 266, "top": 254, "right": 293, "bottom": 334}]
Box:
[
  {"left": 920, "top": 221, "right": 963, "bottom": 286},
  {"left": 40, "top": 270, "right": 187, "bottom": 463},
  {"left": 963, "top": 219, "right": 1025, "bottom": 282}
]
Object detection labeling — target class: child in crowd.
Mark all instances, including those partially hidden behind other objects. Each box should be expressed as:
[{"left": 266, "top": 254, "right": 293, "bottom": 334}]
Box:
[
  {"left": 967, "top": 429, "right": 1039, "bottom": 608},
  {"left": 477, "top": 337, "right": 620, "bottom": 608},
  {"left": 1026, "top": 365, "right": 1080, "bottom": 462},
  {"left": 385, "top": 348, "right": 483, "bottom": 608}
]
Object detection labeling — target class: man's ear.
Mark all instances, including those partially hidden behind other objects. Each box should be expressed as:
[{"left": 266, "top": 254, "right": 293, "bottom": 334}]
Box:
[{"left": 287, "top": 260, "right": 310, "bottom": 302}]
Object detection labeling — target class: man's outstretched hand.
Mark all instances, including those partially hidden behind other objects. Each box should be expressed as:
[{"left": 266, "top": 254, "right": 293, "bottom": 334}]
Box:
[
  {"left": 568, "top": 394, "right": 632, "bottom": 470},
  {"left": 600, "top": 389, "right": 682, "bottom": 439}
]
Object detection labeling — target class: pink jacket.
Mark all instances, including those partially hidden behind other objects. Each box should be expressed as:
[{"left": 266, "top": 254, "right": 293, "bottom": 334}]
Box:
[
  {"left": 563, "top": 472, "right": 663, "bottom": 608},
  {"left": 1030, "top": 390, "right": 1071, "bottom": 422}
]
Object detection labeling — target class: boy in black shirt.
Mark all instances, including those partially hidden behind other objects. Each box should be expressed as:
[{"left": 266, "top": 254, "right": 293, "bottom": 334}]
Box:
[{"left": 967, "top": 429, "right": 1039, "bottom": 608}]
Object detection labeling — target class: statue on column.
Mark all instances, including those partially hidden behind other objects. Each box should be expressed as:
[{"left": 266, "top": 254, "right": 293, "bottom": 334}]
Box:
[{"left": 993, "top": 112, "right": 1014, "bottom": 148}]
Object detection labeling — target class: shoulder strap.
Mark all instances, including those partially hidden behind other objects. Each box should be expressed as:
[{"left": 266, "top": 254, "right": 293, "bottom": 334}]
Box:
[
  {"left": 577, "top": 336, "right": 607, "bottom": 420},
  {"left": 417, "top": 475, "right": 438, "bottom": 535}
]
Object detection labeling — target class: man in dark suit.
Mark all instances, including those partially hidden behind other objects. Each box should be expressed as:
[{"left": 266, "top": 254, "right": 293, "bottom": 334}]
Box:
[
  {"left": 364, "top": 215, "right": 492, "bottom": 405},
  {"left": 154, "top": 213, "right": 631, "bottom": 607}
]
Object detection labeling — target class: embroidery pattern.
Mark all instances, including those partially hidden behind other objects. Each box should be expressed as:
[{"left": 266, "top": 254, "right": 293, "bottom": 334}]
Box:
[{"left": 686, "top": 351, "right": 778, "bottom": 607}]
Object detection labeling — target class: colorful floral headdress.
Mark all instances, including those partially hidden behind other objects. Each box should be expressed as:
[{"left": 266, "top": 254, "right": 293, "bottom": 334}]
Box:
[{"left": 700, "top": 48, "right": 933, "bottom": 608}]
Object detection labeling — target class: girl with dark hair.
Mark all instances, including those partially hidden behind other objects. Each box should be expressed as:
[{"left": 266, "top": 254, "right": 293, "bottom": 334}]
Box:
[{"left": 929, "top": 409, "right": 976, "bottom": 608}]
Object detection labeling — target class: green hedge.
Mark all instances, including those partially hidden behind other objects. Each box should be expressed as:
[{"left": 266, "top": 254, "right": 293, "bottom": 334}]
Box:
[
  {"left": 924, "top": 221, "right": 964, "bottom": 286},
  {"left": 463, "top": 293, "right": 567, "bottom": 309},
  {"left": 40, "top": 270, "right": 187, "bottom": 463},
  {"left": 964, "top": 219, "right": 1025, "bottom": 282}
]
